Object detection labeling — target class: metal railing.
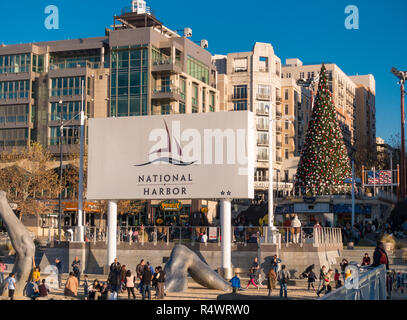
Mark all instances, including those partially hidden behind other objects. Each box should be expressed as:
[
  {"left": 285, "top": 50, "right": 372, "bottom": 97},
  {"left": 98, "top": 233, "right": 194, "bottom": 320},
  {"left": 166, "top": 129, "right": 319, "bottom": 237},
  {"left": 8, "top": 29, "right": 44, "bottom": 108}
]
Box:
[
  {"left": 38, "top": 226, "right": 342, "bottom": 248},
  {"left": 262, "top": 227, "right": 342, "bottom": 247},
  {"left": 319, "top": 265, "right": 387, "bottom": 300}
]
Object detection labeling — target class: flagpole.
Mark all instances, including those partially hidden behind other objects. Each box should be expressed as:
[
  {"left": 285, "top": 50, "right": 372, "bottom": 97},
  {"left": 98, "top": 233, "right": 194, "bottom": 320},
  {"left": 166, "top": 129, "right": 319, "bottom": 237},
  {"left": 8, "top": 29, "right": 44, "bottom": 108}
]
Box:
[
  {"left": 351, "top": 160, "right": 355, "bottom": 228},
  {"left": 373, "top": 167, "right": 376, "bottom": 197}
]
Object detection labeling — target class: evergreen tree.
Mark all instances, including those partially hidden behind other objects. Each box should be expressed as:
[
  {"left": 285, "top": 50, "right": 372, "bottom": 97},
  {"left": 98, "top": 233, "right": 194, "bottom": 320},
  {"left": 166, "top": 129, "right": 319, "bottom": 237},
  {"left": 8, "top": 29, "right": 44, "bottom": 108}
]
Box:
[{"left": 295, "top": 64, "right": 352, "bottom": 195}]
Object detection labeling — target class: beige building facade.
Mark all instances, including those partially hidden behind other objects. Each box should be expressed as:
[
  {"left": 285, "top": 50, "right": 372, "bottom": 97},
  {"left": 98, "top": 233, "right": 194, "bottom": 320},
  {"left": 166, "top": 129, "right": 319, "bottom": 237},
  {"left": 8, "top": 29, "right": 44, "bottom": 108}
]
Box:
[
  {"left": 214, "top": 43, "right": 289, "bottom": 200},
  {"left": 282, "top": 59, "right": 357, "bottom": 155}
]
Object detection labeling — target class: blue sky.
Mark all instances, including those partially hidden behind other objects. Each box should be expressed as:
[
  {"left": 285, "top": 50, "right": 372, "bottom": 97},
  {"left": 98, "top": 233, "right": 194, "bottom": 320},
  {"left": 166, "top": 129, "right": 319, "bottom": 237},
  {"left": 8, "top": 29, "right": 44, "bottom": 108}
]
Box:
[{"left": 1, "top": 0, "right": 406, "bottom": 143}]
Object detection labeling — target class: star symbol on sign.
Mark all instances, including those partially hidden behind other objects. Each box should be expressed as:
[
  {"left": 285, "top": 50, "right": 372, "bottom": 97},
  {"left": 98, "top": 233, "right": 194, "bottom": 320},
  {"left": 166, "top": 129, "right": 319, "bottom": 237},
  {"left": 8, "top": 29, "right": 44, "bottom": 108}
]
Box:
[
  {"left": 227, "top": 191, "right": 231, "bottom": 196},
  {"left": 220, "top": 191, "right": 225, "bottom": 196}
]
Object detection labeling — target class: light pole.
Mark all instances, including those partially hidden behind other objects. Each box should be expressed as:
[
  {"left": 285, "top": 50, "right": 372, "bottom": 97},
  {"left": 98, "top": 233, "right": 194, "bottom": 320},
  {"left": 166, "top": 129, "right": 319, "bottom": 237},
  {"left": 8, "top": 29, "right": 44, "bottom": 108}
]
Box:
[
  {"left": 58, "top": 100, "right": 64, "bottom": 241},
  {"left": 77, "top": 79, "right": 86, "bottom": 242},
  {"left": 391, "top": 67, "right": 407, "bottom": 200},
  {"left": 56, "top": 80, "right": 86, "bottom": 242}
]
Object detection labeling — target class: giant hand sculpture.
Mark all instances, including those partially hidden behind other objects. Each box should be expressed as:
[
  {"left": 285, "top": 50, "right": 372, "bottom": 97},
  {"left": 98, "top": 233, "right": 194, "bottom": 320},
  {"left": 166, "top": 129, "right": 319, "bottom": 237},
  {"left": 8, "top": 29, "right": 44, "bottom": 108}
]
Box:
[
  {"left": 164, "top": 245, "right": 232, "bottom": 293},
  {"left": 0, "top": 191, "right": 35, "bottom": 297}
]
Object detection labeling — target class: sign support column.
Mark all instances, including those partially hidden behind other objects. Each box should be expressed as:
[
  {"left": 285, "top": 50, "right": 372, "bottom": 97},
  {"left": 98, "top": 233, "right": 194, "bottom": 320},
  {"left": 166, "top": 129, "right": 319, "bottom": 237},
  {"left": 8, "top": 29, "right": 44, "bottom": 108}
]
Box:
[
  {"left": 107, "top": 200, "right": 118, "bottom": 270},
  {"left": 220, "top": 199, "right": 232, "bottom": 280}
]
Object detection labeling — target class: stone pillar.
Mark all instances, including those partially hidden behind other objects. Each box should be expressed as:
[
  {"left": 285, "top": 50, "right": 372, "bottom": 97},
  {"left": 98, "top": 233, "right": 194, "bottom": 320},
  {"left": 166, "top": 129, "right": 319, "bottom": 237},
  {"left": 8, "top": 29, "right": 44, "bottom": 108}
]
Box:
[
  {"left": 220, "top": 199, "right": 232, "bottom": 280},
  {"left": 107, "top": 200, "right": 117, "bottom": 269}
]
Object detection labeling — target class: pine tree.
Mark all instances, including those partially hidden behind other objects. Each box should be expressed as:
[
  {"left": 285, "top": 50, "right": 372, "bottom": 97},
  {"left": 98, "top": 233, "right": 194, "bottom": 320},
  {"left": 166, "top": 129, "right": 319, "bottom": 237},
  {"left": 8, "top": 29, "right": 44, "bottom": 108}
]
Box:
[{"left": 295, "top": 64, "right": 352, "bottom": 195}]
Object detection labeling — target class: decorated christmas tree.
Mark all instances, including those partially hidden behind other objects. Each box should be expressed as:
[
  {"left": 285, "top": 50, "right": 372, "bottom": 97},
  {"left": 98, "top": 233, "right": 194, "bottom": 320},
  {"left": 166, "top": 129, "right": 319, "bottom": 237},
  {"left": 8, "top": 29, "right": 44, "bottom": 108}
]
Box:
[{"left": 295, "top": 64, "right": 352, "bottom": 195}]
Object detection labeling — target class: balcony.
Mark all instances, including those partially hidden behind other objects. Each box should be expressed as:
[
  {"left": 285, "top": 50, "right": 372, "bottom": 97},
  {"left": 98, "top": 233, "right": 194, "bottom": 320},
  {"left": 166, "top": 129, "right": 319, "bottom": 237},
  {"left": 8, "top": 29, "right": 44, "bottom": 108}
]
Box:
[
  {"left": 257, "top": 155, "right": 269, "bottom": 162},
  {"left": 275, "top": 141, "right": 282, "bottom": 148},
  {"left": 151, "top": 60, "right": 183, "bottom": 74},
  {"left": 256, "top": 93, "right": 271, "bottom": 101},
  {"left": 256, "top": 107, "right": 269, "bottom": 116},
  {"left": 257, "top": 139, "right": 269, "bottom": 146},
  {"left": 276, "top": 156, "right": 282, "bottom": 162},
  {"left": 49, "top": 60, "right": 101, "bottom": 70},
  {"left": 275, "top": 111, "right": 282, "bottom": 118},
  {"left": 152, "top": 86, "right": 182, "bottom": 101},
  {"left": 256, "top": 124, "right": 269, "bottom": 131},
  {"left": 232, "top": 94, "right": 248, "bottom": 100},
  {"left": 276, "top": 96, "right": 282, "bottom": 105}
]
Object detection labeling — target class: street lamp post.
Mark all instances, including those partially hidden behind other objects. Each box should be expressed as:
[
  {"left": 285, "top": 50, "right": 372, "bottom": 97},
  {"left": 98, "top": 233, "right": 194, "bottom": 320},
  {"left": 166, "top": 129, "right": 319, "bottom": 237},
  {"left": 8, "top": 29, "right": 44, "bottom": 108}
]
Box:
[
  {"left": 56, "top": 80, "right": 86, "bottom": 242},
  {"left": 391, "top": 67, "right": 407, "bottom": 200},
  {"left": 58, "top": 100, "right": 64, "bottom": 241},
  {"left": 76, "top": 79, "right": 85, "bottom": 242}
]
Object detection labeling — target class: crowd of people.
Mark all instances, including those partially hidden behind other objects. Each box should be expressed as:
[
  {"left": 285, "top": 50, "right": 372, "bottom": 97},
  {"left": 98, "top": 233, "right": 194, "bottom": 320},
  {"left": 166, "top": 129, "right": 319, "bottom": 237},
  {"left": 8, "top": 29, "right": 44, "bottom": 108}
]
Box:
[{"left": 63, "top": 257, "right": 166, "bottom": 300}]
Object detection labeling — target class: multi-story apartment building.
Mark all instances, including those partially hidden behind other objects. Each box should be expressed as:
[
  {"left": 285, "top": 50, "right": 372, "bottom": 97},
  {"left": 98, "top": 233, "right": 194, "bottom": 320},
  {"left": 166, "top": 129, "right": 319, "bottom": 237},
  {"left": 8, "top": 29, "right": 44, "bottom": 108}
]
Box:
[
  {"left": 282, "top": 58, "right": 357, "bottom": 155},
  {"left": 280, "top": 78, "right": 311, "bottom": 188},
  {"left": 350, "top": 74, "right": 376, "bottom": 155},
  {"left": 0, "top": 0, "right": 220, "bottom": 227},
  {"left": 213, "top": 43, "right": 284, "bottom": 201}
]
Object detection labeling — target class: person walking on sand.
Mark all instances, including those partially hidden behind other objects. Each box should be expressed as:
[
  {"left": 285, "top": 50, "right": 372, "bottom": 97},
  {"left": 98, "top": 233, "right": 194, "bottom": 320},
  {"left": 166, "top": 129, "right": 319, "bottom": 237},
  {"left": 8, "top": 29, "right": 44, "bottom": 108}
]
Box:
[
  {"left": 125, "top": 270, "right": 136, "bottom": 300},
  {"left": 230, "top": 273, "right": 241, "bottom": 294},
  {"left": 64, "top": 272, "right": 79, "bottom": 297},
  {"left": 267, "top": 268, "right": 277, "bottom": 296},
  {"left": 245, "top": 268, "right": 259, "bottom": 289},
  {"left": 277, "top": 265, "right": 290, "bottom": 298},
  {"left": 4, "top": 273, "right": 16, "bottom": 300}
]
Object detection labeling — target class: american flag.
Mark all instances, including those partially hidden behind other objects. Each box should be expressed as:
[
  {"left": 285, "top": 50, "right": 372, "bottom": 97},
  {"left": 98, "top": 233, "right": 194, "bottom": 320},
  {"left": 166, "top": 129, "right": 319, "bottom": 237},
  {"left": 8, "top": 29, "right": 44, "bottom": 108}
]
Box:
[{"left": 367, "top": 170, "right": 392, "bottom": 185}]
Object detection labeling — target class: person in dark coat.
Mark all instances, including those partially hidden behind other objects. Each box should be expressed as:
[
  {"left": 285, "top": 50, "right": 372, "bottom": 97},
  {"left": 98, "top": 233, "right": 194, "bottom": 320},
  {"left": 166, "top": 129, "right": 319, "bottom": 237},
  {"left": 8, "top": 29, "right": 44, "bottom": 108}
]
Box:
[{"left": 108, "top": 258, "right": 122, "bottom": 298}]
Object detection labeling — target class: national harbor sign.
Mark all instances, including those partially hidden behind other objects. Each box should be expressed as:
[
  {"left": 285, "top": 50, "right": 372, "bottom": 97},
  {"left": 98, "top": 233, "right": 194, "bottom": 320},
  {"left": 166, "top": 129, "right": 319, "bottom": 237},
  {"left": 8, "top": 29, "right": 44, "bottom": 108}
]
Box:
[{"left": 87, "top": 111, "right": 255, "bottom": 200}]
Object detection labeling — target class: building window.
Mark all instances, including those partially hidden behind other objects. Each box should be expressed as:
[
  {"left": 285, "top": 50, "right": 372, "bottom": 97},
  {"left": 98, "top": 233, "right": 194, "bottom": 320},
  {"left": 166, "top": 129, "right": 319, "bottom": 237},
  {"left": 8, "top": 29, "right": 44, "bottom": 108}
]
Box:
[
  {"left": 257, "top": 102, "right": 270, "bottom": 114},
  {"left": 257, "top": 132, "right": 269, "bottom": 145},
  {"left": 285, "top": 149, "right": 289, "bottom": 159},
  {"left": 285, "top": 120, "right": 289, "bottom": 130},
  {"left": 285, "top": 104, "right": 289, "bottom": 115},
  {"left": 0, "top": 80, "right": 30, "bottom": 100},
  {"left": 0, "top": 128, "right": 28, "bottom": 148},
  {"left": 284, "top": 134, "right": 288, "bottom": 145},
  {"left": 258, "top": 85, "right": 270, "bottom": 98},
  {"left": 234, "top": 58, "right": 248, "bottom": 73},
  {"left": 0, "top": 104, "right": 29, "bottom": 124},
  {"left": 180, "top": 77, "right": 186, "bottom": 100},
  {"left": 32, "top": 54, "right": 45, "bottom": 73},
  {"left": 284, "top": 89, "right": 289, "bottom": 100},
  {"left": 257, "top": 147, "right": 269, "bottom": 161},
  {"left": 161, "top": 104, "right": 171, "bottom": 115},
  {"left": 202, "top": 88, "right": 206, "bottom": 112},
  {"left": 259, "top": 57, "right": 268, "bottom": 72},
  {"left": 50, "top": 126, "right": 79, "bottom": 146},
  {"left": 50, "top": 101, "right": 81, "bottom": 121},
  {"left": 233, "top": 101, "right": 247, "bottom": 111},
  {"left": 187, "top": 56, "right": 209, "bottom": 84},
  {"left": 257, "top": 117, "right": 269, "bottom": 130},
  {"left": 284, "top": 170, "right": 289, "bottom": 182},
  {"left": 0, "top": 54, "right": 31, "bottom": 74},
  {"left": 209, "top": 92, "right": 215, "bottom": 112},
  {"left": 233, "top": 85, "right": 247, "bottom": 99},
  {"left": 192, "top": 105, "right": 198, "bottom": 113},
  {"left": 179, "top": 102, "right": 186, "bottom": 114},
  {"left": 192, "top": 83, "right": 198, "bottom": 106},
  {"left": 110, "top": 47, "right": 149, "bottom": 117},
  {"left": 51, "top": 76, "right": 84, "bottom": 97}
]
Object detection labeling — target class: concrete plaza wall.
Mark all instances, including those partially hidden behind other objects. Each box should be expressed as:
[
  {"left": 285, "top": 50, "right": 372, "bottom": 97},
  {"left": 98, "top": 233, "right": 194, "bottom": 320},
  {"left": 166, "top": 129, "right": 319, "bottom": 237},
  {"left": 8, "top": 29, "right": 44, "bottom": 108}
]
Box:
[{"left": 39, "top": 242, "right": 260, "bottom": 275}]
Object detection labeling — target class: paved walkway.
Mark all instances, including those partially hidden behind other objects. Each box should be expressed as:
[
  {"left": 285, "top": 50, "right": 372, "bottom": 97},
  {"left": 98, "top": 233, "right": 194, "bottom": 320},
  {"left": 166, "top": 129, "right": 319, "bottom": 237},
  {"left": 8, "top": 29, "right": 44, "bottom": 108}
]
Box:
[{"left": 1, "top": 275, "right": 320, "bottom": 301}]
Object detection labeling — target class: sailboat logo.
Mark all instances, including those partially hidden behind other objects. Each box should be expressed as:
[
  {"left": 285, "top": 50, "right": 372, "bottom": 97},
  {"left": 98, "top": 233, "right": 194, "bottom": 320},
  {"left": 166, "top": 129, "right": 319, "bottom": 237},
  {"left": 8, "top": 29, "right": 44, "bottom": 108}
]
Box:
[{"left": 135, "top": 120, "right": 197, "bottom": 167}]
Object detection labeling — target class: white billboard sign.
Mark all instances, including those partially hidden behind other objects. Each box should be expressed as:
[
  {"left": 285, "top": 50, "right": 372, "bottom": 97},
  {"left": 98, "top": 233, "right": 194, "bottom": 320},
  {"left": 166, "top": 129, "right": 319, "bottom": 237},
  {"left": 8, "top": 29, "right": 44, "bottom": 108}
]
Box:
[{"left": 87, "top": 111, "right": 255, "bottom": 200}]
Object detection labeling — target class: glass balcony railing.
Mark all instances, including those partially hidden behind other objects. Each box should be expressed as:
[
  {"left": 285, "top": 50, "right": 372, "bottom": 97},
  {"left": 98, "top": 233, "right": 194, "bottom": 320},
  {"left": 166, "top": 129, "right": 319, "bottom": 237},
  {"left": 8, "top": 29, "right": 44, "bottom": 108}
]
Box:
[{"left": 49, "top": 60, "right": 101, "bottom": 70}]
